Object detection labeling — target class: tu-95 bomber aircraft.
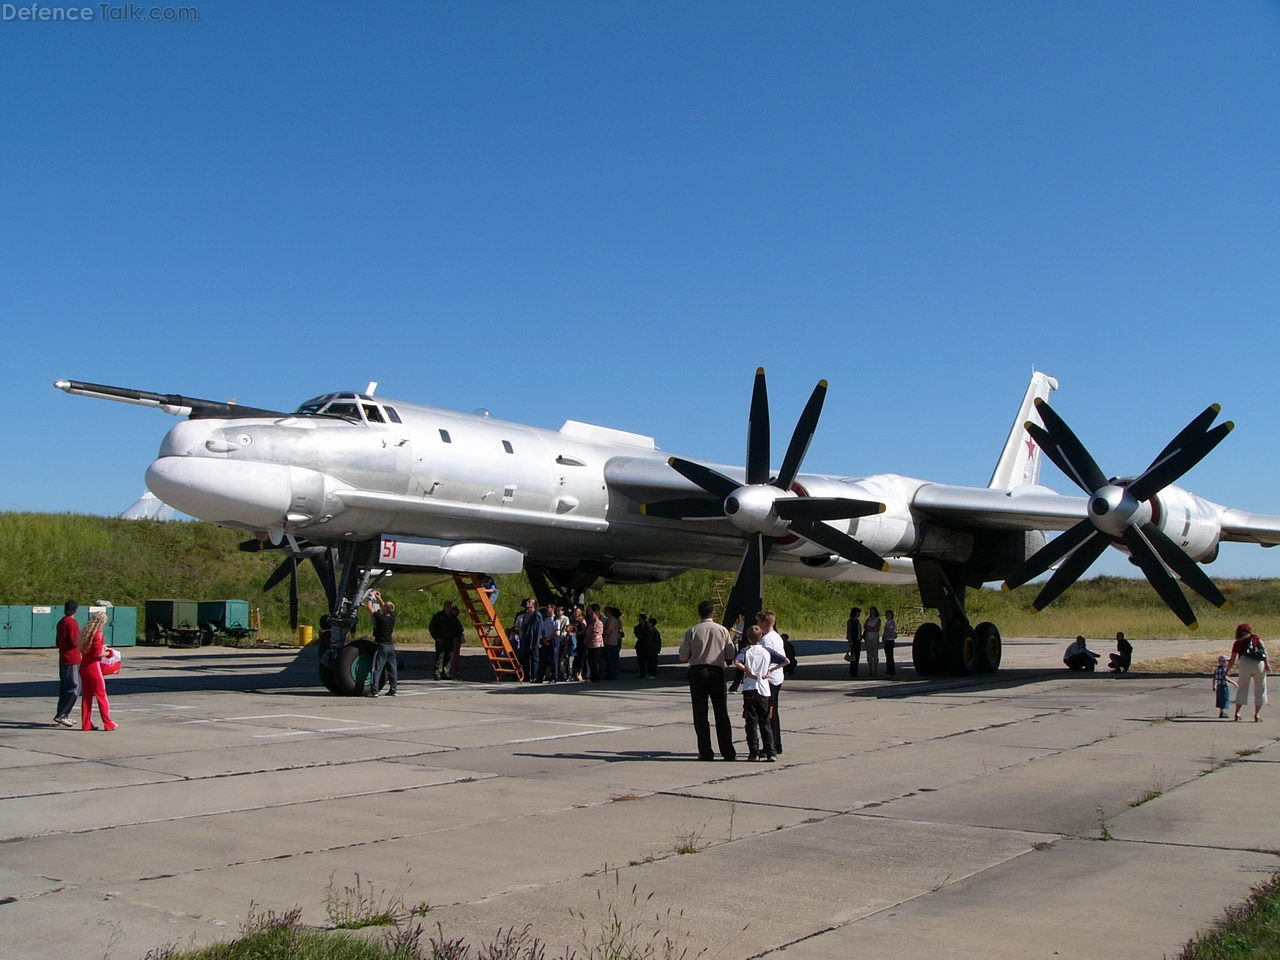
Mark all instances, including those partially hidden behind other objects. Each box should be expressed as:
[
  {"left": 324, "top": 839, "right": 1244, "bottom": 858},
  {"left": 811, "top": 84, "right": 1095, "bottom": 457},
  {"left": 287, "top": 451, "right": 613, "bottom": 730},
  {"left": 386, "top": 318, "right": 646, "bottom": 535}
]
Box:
[{"left": 55, "top": 370, "right": 1280, "bottom": 694}]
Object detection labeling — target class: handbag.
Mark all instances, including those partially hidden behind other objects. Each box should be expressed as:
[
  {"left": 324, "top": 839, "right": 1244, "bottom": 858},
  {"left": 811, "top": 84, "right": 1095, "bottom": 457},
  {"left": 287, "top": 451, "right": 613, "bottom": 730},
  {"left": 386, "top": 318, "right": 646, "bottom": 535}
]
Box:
[
  {"left": 1242, "top": 641, "right": 1266, "bottom": 662},
  {"left": 100, "top": 648, "right": 122, "bottom": 676}
]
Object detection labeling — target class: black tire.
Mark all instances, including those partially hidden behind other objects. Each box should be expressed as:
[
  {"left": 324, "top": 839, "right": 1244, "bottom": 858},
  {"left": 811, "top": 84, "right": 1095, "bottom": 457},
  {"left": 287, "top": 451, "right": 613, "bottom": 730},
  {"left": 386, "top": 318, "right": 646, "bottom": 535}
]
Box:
[
  {"left": 943, "top": 629, "right": 978, "bottom": 675},
  {"left": 974, "top": 622, "right": 1002, "bottom": 673},
  {"left": 318, "top": 649, "right": 343, "bottom": 695},
  {"left": 146, "top": 623, "right": 164, "bottom": 645},
  {"left": 333, "top": 639, "right": 377, "bottom": 696},
  {"left": 912, "top": 623, "right": 943, "bottom": 676}
]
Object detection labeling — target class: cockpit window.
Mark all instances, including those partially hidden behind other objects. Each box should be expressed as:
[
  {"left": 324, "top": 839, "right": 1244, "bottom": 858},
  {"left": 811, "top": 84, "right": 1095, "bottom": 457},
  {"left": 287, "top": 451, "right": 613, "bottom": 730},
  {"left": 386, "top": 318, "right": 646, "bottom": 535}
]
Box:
[
  {"left": 294, "top": 393, "right": 391, "bottom": 425},
  {"left": 326, "top": 402, "right": 360, "bottom": 421},
  {"left": 385, "top": 407, "right": 401, "bottom": 424},
  {"left": 362, "top": 404, "right": 385, "bottom": 423}
]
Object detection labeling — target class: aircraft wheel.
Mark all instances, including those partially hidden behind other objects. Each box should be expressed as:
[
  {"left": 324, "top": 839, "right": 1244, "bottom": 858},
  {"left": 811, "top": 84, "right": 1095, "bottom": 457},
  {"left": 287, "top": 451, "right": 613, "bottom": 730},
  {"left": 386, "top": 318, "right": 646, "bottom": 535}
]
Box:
[
  {"left": 912, "top": 623, "right": 943, "bottom": 676},
  {"left": 318, "top": 653, "right": 343, "bottom": 695},
  {"left": 943, "top": 629, "right": 978, "bottom": 675},
  {"left": 974, "top": 622, "right": 1002, "bottom": 673},
  {"left": 333, "top": 639, "right": 377, "bottom": 696}
]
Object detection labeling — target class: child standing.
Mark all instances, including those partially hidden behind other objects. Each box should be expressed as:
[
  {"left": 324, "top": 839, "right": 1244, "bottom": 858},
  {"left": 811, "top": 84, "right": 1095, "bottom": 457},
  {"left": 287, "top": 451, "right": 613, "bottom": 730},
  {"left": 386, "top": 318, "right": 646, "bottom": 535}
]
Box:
[
  {"left": 735, "top": 625, "right": 779, "bottom": 761},
  {"left": 1212, "top": 655, "right": 1236, "bottom": 718}
]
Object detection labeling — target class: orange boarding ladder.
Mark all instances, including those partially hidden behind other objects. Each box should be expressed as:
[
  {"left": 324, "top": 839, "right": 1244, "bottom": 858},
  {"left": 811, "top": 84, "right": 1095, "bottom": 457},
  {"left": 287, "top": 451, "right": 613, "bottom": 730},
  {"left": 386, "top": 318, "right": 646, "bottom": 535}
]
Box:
[
  {"left": 452, "top": 573, "right": 524, "bottom": 682},
  {"left": 711, "top": 576, "right": 735, "bottom": 623}
]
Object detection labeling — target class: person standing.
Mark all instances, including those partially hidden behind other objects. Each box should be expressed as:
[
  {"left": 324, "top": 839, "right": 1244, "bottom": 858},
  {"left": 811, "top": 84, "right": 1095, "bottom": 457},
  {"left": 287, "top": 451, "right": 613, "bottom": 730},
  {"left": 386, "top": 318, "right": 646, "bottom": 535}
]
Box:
[
  {"left": 586, "top": 606, "right": 606, "bottom": 683},
  {"left": 429, "top": 601, "right": 464, "bottom": 680},
  {"left": 863, "top": 606, "right": 882, "bottom": 678},
  {"left": 882, "top": 610, "right": 897, "bottom": 676},
  {"left": 756, "top": 610, "right": 787, "bottom": 755},
  {"left": 53, "top": 600, "right": 81, "bottom": 727},
  {"left": 539, "top": 603, "right": 561, "bottom": 682},
  {"left": 513, "top": 598, "right": 542, "bottom": 683},
  {"left": 846, "top": 607, "right": 862, "bottom": 678},
  {"left": 571, "top": 605, "right": 589, "bottom": 680},
  {"left": 679, "top": 600, "right": 737, "bottom": 761},
  {"left": 645, "top": 615, "right": 663, "bottom": 678},
  {"left": 366, "top": 591, "right": 398, "bottom": 696},
  {"left": 1227, "top": 623, "right": 1269, "bottom": 722},
  {"left": 734, "top": 625, "right": 778, "bottom": 761},
  {"left": 78, "top": 610, "right": 115, "bottom": 731},
  {"left": 602, "top": 606, "right": 623, "bottom": 680},
  {"left": 632, "top": 613, "right": 652, "bottom": 677},
  {"left": 1212, "top": 655, "right": 1236, "bottom": 718}
]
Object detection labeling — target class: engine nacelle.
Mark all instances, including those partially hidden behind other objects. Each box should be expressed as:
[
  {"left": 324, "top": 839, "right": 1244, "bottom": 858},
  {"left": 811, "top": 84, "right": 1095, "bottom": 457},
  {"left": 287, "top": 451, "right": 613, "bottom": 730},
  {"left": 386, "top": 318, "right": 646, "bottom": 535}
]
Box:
[
  {"left": 770, "top": 474, "right": 926, "bottom": 558},
  {"left": 1146, "top": 485, "right": 1222, "bottom": 563}
]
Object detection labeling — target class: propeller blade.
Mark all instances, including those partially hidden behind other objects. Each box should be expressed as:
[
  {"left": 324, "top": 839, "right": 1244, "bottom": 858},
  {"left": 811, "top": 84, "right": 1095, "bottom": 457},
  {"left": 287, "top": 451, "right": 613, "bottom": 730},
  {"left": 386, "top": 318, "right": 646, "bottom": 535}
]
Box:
[
  {"left": 746, "top": 368, "right": 770, "bottom": 485},
  {"left": 1029, "top": 399, "right": 1107, "bottom": 493},
  {"left": 1122, "top": 526, "right": 1197, "bottom": 629},
  {"left": 1147, "top": 403, "right": 1222, "bottom": 470},
  {"left": 774, "top": 497, "right": 885, "bottom": 522},
  {"left": 721, "top": 533, "right": 770, "bottom": 628},
  {"left": 1003, "top": 519, "right": 1097, "bottom": 591},
  {"left": 1029, "top": 530, "right": 1110, "bottom": 612},
  {"left": 288, "top": 560, "right": 299, "bottom": 630},
  {"left": 1128, "top": 421, "right": 1233, "bottom": 502},
  {"left": 775, "top": 380, "right": 827, "bottom": 491},
  {"left": 668, "top": 457, "right": 740, "bottom": 499},
  {"left": 1139, "top": 522, "right": 1229, "bottom": 610},
  {"left": 790, "top": 519, "right": 889, "bottom": 572},
  {"left": 263, "top": 556, "right": 297, "bottom": 593},
  {"left": 640, "top": 497, "right": 726, "bottom": 520},
  {"left": 309, "top": 549, "right": 338, "bottom": 610}
]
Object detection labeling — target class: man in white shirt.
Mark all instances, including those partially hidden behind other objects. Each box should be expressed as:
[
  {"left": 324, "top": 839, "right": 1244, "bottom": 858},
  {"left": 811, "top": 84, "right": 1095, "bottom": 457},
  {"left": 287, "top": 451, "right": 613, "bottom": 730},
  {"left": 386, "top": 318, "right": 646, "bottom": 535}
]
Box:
[
  {"left": 735, "top": 625, "right": 779, "bottom": 761},
  {"left": 757, "top": 610, "right": 786, "bottom": 753}
]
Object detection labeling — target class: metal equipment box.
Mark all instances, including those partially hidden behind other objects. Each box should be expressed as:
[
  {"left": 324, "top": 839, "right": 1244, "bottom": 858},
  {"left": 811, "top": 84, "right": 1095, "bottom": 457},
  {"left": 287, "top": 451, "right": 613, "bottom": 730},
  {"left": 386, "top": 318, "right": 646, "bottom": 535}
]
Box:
[
  {"left": 197, "top": 599, "right": 255, "bottom": 643},
  {"left": 144, "top": 599, "right": 201, "bottom": 646}
]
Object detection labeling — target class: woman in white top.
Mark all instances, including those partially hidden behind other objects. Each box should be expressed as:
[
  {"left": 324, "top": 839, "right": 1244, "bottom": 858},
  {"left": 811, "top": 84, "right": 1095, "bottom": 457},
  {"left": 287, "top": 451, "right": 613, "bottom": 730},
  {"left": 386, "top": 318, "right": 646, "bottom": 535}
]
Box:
[{"left": 863, "top": 606, "right": 882, "bottom": 678}]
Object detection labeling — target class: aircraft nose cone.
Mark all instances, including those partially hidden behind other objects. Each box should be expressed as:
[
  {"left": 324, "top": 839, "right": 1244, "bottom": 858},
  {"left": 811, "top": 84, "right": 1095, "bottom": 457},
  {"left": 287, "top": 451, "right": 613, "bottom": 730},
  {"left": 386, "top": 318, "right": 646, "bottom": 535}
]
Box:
[{"left": 146, "top": 456, "right": 292, "bottom": 527}]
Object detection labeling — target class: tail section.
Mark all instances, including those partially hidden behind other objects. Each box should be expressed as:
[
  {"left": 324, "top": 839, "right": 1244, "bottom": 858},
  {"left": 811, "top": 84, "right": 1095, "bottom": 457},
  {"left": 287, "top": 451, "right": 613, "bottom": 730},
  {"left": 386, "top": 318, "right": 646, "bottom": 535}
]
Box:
[{"left": 988, "top": 370, "right": 1059, "bottom": 490}]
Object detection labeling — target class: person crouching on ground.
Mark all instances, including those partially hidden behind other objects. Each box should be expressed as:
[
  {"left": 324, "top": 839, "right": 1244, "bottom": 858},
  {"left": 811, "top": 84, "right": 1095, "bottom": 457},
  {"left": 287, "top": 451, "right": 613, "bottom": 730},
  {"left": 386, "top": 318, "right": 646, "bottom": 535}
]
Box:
[
  {"left": 1063, "top": 636, "right": 1099, "bottom": 671},
  {"left": 1108, "top": 632, "right": 1133, "bottom": 673},
  {"left": 1212, "top": 655, "right": 1236, "bottom": 719},
  {"left": 735, "top": 625, "right": 779, "bottom": 761},
  {"left": 78, "top": 611, "right": 116, "bottom": 731},
  {"left": 1227, "top": 623, "right": 1269, "bottom": 722}
]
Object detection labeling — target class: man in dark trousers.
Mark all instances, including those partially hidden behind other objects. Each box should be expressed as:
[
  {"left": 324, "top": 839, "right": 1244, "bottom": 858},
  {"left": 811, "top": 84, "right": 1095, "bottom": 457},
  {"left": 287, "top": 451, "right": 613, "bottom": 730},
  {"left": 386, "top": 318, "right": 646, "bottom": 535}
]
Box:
[
  {"left": 53, "top": 601, "right": 80, "bottom": 727},
  {"left": 429, "top": 601, "right": 464, "bottom": 680},
  {"left": 365, "top": 591, "right": 398, "bottom": 696},
  {"left": 678, "top": 600, "right": 737, "bottom": 761}
]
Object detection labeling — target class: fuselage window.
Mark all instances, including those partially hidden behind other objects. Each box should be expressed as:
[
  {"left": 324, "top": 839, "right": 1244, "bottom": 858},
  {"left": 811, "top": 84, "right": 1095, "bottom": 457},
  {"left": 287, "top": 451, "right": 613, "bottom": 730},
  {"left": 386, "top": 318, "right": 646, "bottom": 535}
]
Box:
[
  {"left": 439, "top": 429, "right": 452, "bottom": 443},
  {"left": 363, "top": 404, "right": 385, "bottom": 424},
  {"left": 385, "top": 407, "right": 402, "bottom": 424},
  {"left": 502, "top": 440, "right": 514, "bottom": 454}
]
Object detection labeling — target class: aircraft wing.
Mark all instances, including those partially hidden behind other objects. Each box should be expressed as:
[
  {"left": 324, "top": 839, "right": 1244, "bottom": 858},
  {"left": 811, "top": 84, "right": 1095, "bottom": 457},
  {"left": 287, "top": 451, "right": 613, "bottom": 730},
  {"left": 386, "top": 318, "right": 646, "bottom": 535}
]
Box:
[
  {"left": 909, "top": 483, "right": 1087, "bottom": 532},
  {"left": 1219, "top": 508, "right": 1280, "bottom": 546}
]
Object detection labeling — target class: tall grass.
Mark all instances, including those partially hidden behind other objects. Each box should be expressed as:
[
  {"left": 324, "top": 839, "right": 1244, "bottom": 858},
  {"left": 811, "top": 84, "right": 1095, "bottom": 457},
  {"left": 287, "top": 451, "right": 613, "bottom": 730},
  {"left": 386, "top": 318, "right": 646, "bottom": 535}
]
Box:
[{"left": 3, "top": 512, "right": 1277, "bottom": 643}]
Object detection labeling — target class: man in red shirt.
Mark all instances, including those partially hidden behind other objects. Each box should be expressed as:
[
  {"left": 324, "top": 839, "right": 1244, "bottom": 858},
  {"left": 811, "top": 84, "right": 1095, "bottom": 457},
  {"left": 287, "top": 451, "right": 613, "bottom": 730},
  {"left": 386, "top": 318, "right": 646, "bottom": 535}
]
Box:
[{"left": 54, "top": 601, "right": 81, "bottom": 727}]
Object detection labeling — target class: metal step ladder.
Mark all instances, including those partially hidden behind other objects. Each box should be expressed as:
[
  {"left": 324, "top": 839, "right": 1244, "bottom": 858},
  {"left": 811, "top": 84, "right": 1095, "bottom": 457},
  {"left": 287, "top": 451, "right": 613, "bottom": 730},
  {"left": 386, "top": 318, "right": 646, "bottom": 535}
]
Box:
[
  {"left": 452, "top": 573, "right": 524, "bottom": 682},
  {"left": 711, "top": 576, "right": 735, "bottom": 622}
]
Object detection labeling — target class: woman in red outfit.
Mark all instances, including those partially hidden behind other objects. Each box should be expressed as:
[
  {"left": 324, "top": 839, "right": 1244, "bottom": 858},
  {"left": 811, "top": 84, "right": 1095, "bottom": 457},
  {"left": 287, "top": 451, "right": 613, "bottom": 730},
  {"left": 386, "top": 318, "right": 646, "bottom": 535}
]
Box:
[{"left": 78, "top": 611, "right": 116, "bottom": 731}]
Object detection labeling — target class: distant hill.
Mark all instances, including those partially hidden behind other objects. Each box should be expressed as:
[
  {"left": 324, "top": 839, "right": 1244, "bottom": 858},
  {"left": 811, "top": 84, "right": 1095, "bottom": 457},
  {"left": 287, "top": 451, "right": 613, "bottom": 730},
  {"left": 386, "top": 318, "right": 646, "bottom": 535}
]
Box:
[{"left": 2, "top": 513, "right": 1275, "bottom": 643}]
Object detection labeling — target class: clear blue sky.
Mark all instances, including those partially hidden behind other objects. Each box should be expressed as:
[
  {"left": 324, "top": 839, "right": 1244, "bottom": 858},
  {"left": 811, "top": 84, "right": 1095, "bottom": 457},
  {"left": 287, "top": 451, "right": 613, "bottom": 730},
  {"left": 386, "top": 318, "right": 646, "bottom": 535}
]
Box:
[{"left": 4, "top": 1, "right": 1279, "bottom": 577}]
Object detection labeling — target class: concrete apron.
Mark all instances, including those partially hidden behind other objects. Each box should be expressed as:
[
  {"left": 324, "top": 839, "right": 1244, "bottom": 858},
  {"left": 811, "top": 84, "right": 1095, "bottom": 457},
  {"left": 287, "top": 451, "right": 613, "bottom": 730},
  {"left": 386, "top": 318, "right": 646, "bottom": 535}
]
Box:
[{"left": 0, "top": 635, "right": 1274, "bottom": 960}]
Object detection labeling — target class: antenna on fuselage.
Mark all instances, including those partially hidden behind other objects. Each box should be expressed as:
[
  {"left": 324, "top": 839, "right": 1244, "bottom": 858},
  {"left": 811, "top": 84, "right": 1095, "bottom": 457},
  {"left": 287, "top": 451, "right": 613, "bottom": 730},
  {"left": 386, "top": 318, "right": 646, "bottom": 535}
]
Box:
[{"left": 365, "top": 381, "right": 378, "bottom": 396}]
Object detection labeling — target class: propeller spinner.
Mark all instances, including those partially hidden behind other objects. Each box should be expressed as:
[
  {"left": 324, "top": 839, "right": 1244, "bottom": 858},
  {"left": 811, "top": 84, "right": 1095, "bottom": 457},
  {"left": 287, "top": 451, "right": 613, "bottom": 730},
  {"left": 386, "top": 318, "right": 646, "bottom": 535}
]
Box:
[
  {"left": 1003, "top": 398, "right": 1233, "bottom": 629},
  {"left": 644, "top": 369, "right": 887, "bottom": 628}
]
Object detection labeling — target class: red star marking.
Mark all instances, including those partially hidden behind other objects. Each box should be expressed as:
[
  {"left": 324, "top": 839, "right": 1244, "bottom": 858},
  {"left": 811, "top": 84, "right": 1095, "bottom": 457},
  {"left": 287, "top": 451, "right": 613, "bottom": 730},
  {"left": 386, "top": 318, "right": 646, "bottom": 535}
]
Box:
[{"left": 1024, "top": 436, "right": 1038, "bottom": 459}]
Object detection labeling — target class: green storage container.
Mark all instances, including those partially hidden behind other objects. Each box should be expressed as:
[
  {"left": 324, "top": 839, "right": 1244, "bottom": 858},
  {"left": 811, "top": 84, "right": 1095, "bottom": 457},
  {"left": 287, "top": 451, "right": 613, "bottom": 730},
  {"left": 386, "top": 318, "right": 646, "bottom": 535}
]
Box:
[
  {"left": 104, "top": 606, "right": 137, "bottom": 647},
  {"left": 198, "top": 600, "right": 251, "bottom": 631},
  {"left": 29, "top": 605, "right": 58, "bottom": 648},
  {"left": 144, "top": 599, "right": 200, "bottom": 645}
]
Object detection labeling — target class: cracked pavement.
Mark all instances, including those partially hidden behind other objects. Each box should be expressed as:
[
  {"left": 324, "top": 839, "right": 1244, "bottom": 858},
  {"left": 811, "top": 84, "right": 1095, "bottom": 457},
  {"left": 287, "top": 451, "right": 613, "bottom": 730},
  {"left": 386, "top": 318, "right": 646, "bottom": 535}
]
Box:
[{"left": 0, "top": 633, "right": 1275, "bottom": 959}]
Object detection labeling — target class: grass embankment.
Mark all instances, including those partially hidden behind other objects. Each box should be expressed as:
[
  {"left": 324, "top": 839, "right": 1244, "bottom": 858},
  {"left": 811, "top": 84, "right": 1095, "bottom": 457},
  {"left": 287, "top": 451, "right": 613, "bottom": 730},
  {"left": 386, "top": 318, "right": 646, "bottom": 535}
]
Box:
[{"left": 3, "top": 512, "right": 1277, "bottom": 644}]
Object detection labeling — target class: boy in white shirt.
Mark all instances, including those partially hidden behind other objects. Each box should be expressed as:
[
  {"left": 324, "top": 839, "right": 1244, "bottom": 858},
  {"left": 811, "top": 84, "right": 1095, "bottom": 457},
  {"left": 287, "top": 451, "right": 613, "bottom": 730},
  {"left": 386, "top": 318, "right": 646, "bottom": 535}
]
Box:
[{"left": 735, "top": 625, "right": 780, "bottom": 761}]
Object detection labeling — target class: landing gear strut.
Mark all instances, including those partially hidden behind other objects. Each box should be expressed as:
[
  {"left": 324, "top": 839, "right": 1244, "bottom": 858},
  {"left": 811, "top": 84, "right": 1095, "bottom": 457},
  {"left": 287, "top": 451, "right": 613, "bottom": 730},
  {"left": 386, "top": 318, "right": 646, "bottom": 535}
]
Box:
[
  {"left": 315, "top": 540, "right": 386, "bottom": 696},
  {"left": 911, "top": 559, "right": 1001, "bottom": 677}
]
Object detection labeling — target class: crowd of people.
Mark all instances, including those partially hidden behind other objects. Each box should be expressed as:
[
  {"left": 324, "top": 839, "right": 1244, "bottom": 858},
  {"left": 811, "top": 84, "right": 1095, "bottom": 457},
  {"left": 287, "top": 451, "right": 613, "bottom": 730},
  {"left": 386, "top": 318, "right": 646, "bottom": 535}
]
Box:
[{"left": 505, "top": 599, "right": 663, "bottom": 683}]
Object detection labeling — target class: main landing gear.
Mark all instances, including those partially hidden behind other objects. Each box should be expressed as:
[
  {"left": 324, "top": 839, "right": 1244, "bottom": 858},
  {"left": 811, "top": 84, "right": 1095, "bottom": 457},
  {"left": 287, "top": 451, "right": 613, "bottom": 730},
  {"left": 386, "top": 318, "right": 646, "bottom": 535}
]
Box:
[
  {"left": 909, "top": 559, "right": 1002, "bottom": 677},
  {"left": 313, "top": 540, "right": 385, "bottom": 697}
]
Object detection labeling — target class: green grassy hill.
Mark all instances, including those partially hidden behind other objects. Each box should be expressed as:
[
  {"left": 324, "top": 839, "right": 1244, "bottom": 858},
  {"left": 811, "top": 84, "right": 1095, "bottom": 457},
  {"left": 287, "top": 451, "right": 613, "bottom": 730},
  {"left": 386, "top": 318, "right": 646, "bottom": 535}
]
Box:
[{"left": 2, "top": 513, "right": 1275, "bottom": 644}]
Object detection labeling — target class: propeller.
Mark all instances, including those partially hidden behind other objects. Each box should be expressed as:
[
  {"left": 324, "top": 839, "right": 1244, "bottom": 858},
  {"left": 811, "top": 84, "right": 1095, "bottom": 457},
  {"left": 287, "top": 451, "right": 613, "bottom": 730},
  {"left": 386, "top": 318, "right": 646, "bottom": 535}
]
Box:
[
  {"left": 242, "top": 538, "right": 331, "bottom": 629},
  {"left": 1003, "top": 399, "right": 1233, "bottom": 628},
  {"left": 643, "top": 368, "right": 888, "bottom": 628}
]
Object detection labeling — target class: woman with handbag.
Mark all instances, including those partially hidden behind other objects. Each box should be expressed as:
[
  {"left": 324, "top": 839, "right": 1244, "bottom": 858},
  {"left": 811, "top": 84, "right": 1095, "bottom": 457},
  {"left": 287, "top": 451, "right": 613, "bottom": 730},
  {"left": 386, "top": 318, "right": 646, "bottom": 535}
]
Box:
[
  {"left": 78, "top": 611, "right": 117, "bottom": 731},
  {"left": 1227, "top": 623, "right": 1269, "bottom": 723}
]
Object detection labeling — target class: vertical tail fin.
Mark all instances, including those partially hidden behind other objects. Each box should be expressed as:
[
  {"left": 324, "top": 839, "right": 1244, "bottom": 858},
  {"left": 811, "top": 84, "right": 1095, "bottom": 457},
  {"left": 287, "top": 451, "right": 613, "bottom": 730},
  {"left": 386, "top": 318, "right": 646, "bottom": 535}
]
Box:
[{"left": 988, "top": 370, "right": 1059, "bottom": 490}]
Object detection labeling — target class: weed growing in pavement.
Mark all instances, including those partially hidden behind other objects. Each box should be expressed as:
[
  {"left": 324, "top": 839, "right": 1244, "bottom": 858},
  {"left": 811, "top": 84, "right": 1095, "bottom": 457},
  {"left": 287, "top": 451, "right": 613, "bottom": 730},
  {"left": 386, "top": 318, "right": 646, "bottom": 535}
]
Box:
[
  {"left": 323, "top": 869, "right": 429, "bottom": 930},
  {"left": 1096, "top": 804, "right": 1113, "bottom": 841},
  {"left": 672, "top": 824, "right": 706, "bottom": 855},
  {"left": 1129, "top": 765, "right": 1172, "bottom": 807},
  {"left": 570, "top": 869, "right": 715, "bottom": 960},
  {"left": 1237, "top": 747, "right": 1260, "bottom": 757}
]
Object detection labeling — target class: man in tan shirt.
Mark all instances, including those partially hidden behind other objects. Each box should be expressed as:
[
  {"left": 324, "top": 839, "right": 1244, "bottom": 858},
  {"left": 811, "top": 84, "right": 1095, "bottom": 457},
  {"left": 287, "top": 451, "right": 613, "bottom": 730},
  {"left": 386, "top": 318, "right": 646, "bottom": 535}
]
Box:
[{"left": 679, "top": 600, "right": 737, "bottom": 761}]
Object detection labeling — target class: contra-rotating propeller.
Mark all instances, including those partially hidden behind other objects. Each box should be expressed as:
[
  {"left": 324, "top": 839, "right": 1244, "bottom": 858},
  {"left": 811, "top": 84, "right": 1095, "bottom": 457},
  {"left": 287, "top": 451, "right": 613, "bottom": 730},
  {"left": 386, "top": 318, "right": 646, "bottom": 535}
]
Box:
[
  {"left": 1002, "top": 398, "right": 1233, "bottom": 629},
  {"left": 241, "top": 539, "right": 337, "bottom": 629},
  {"left": 643, "top": 368, "right": 888, "bottom": 628}
]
